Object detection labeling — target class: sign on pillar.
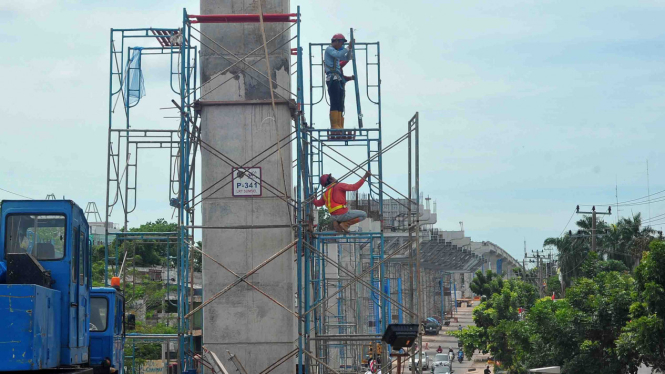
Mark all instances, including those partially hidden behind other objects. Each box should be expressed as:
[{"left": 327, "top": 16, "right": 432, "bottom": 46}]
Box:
[{"left": 232, "top": 167, "right": 262, "bottom": 197}]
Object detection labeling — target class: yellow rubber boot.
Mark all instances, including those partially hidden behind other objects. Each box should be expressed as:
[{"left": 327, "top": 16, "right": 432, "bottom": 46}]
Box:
[
  {"left": 329, "top": 111, "right": 337, "bottom": 129},
  {"left": 331, "top": 111, "right": 342, "bottom": 129},
  {"left": 330, "top": 111, "right": 343, "bottom": 139}
]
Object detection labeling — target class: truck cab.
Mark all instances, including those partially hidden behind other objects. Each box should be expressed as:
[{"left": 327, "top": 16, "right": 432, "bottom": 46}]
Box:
[
  {"left": 90, "top": 287, "right": 125, "bottom": 373},
  {"left": 0, "top": 200, "right": 124, "bottom": 373}
]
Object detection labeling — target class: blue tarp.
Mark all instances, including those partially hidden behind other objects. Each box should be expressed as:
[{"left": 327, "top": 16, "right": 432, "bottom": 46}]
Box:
[{"left": 124, "top": 47, "right": 145, "bottom": 107}]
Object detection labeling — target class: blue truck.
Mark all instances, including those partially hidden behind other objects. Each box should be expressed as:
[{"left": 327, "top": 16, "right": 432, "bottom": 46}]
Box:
[{"left": 0, "top": 200, "right": 126, "bottom": 373}]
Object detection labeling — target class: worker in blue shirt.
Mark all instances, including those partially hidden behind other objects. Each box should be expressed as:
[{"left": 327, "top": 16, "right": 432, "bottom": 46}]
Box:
[{"left": 325, "top": 33, "right": 354, "bottom": 138}]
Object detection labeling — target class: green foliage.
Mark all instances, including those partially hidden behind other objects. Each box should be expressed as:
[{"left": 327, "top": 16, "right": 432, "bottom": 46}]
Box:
[
  {"left": 455, "top": 268, "right": 637, "bottom": 373},
  {"left": 458, "top": 214, "right": 661, "bottom": 373},
  {"left": 523, "top": 298, "right": 578, "bottom": 371},
  {"left": 452, "top": 278, "right": 537, "bottom": 371},
  {"left": 88, "top": 218, "right": 186, "bottom": 370},
  {"left": 92, "top": 259, "right": 106, "bottom": 285},
  {"left": 617, "top": 240, "right": 665, "bottom": 371},
  {"left": 123, "top": 322, "right": 176, "bottom": 370},
  {"left": 580, "top": 252, "right": 630, "bottom": 280},
  {"left": 545, "top": 214, "right": 654, "bottom": 286},
  {"left": 126, "top": 219, "right": 177, "bottom": 266},
  {"left": 193, "top": 241, "right": 202, "bottom": 272},
  {"left": 318, "top": 208, "right": 331, "bottom": 230},
  {"left": 561, "top": 271, "right": 637, "bottom": 373},
  {"left": 470, "top": 270, "right": 504, "bottom": 299},
  {"left": 545, "top": 275, "right": 561, "bottom": 299},
  {"left": 601, "top": 259, "right": 629, "bottom": 273}
]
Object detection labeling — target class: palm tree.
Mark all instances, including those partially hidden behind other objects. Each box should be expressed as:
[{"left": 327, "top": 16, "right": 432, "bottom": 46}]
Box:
[
  {"left": 614, "top": 213, "right": 654, "bottom": 269},
  {"left": 545, "top": 213, "right": 655, "bottom": 284},
  {"left": 544, "top": 233, "right": 585, "bottom": 286},
  {"left": 544, "top": 216, "right": 611, "bottom": 285}
]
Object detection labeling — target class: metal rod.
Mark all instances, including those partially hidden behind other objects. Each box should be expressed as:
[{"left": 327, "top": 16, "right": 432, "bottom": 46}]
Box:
[
  {"left": 184, "top": 240, "right": 297, "bottom": 318},
  {"left": 302, "top": 350, "right": 343, "bottom": 374},
  {"left": 413, "top": 112, "right": 423, "bottom": 374},
  {"left": 303, "top": 239, "right": 413, "bottom": 317},
  {"left": 191, "top": 22, "right": 297, "bottom": 99},
  {"left": 350, "top": 28, "right": 363, "bottom": 128},
  {"left": 185, "top": 225, "right": 293, "bottom": 230},
  {"left": 189, "top": 28, "right": 296, "bottom": 99},
  {"left": 258, "top": 348, "right": 298, "bottom": 374},
  {"left": 305, "top": 242, "right": 418, "bottom": 317},
  {"left": 187, "top": 241, "right": 298, "bottom": 318}
]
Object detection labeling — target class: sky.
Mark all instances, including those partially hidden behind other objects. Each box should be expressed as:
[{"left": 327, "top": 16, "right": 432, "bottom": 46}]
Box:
[{"left": 1, "top": 0, "right": 665, "bottom": 261}]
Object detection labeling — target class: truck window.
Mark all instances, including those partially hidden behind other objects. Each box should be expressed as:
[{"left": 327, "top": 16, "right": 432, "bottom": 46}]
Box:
[
  {"left": 115, "top": 297, "right": 122, "bottom": 335},
  {"left": 72, "top": 227, "right": 79, "bottom": 283},
  {"left": 90, "top": 297, "right": 109, "bottom": 332},
  {"left": 79, "top": 230, "right": 85, "bottom": 285},
  {"left": 87, "top": 238, "right": 92, "bottom": 287},
  {"left": 5, "top": 214, "right": 66, "bottom": 260}
]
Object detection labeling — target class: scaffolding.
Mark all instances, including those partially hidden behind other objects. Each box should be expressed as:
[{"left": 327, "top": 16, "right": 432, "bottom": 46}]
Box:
[
  {"left": 105, "top": 10, "right": 198, "bottom": 373},
  {"left": 105, "top": 6, "right": 433, "bottom": 374}
]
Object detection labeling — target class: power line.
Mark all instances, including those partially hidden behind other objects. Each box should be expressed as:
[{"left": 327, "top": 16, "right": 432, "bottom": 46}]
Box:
[
  {"left": 580, "top": 188, "right": 665, "bottom": 208},
  {"left": 0, "top": 187, "right": 34, "bottom": 200},
  {"left": 559, "top": 209, "right": 577, "bottom": 238},
  {"left": 616, "top": 195, "right": 665, "bottom": 207},
  {"left": 639, "top": 212, "right": 665, "bottom": 224}
]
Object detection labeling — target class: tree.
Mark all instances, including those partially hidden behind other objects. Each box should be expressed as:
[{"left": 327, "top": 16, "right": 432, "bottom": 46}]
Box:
[
  {"left": 611, "top": 214, "right": 654, "bottom": 270},
  {"left": 545, "top": 214, "right": 654, "bottom": 287},
  {"left": 545, "top": 275, "right": 561, "bottom": 299},
  {"left": 456, "top": 269, "right": 637, "bottom": 373},
  {"left": 470, "top": 269, "right": 504, "bottom": 299},
  {"left": 617, "top": 240, "right": 665, "bottom": 371},
  {"left": 544, "top": 232, "right": 586, "bottom": 286},
  {"left": 522, "top": 297, "right": 578, "bottom": 371},
  {"left": 124, "top": 322, "right": 176, "bottom": 372},
  {"left": 193, "top": 240, "right": 202, "bottom": 272},
  {"left": 318, "top": 207, "right": 331, "bottom": 230},
  {"left": 561, "top": 271, "right": 637, "bottom": 373},
  {"left": 126, "top": 218, "right": 178, "bottom": 267},
  {"left": 453, "top": 278, "right": 537, "bottom": 372}
]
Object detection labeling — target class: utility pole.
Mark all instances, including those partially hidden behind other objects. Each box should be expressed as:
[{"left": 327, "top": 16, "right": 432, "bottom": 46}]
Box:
[
  {"left": 524, "top": 249, "right": 555, "bottom": 298},
  {"left": 524, "top": 250, "right": 540, "bottom": 296},
  {"left": 576, "top": 205, "right": 611, "bottom": 253},
  {"left": 538, "top": 253, "right": 543, "bottom": 297},
  {"left": 522, "top": 239, "right": 527, "bottom": 280}
]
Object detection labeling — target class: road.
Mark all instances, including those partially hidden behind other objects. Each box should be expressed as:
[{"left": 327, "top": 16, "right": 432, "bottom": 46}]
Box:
[{"left": 392, "top": 301, "right": 492, "bottom": 373}]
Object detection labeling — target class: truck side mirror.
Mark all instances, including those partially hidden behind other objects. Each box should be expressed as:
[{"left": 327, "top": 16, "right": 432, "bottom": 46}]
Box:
[{"left": 127, "top": 313, "right": 136, "bottom": 331}]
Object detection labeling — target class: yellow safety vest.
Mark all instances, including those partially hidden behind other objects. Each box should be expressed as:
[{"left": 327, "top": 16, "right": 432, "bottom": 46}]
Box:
[{"left": 324, "top": 183, "right": 346, "bottom": 214}]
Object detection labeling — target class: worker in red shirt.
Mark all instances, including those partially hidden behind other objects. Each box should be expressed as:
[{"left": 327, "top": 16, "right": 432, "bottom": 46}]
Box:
[{"left": 314, "top": 171, "right": 370, "bottom": 232}]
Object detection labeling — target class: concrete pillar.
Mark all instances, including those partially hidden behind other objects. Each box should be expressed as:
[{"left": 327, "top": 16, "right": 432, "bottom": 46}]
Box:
[{"left": 200, "top": 1, "right": 294, "bottom": 373}]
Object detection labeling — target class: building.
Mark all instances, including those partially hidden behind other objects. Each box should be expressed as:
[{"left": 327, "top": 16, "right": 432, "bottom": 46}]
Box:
[{"left": 89, "top": 221, "right": 121, "bottom": 246}]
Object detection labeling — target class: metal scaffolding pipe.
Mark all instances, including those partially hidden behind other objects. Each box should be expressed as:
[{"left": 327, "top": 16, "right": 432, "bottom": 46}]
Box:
[{"left": 188, "top": 13, "right": 297, "bottom": 23}]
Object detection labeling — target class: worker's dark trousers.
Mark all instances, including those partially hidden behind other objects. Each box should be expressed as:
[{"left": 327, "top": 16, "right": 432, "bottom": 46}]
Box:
[{"left": 327, "top": 79, "right": 345, "bottom": 129}]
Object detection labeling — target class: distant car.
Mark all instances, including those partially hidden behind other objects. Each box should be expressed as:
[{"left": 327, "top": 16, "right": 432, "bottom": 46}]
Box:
[
  {"left": 424, "top": 321, "right": 440, "bottom": 335},
  {"left": 432, "top": 364, "right": 453, "bottom": 374},
  {"left": 427, "top": 317, "right": 443, "bottom": 331},
  {"left": 408, "top": 353, "right": 432, "bottom": 370},
  {"left": 432, "top": 353, "right": 451, "bottom": 368},
  {"left": 429, "top": 316, "right": 444, "bottom": 326}
]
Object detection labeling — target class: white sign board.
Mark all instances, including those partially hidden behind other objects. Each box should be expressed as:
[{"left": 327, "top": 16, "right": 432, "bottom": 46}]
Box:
[
  {"left": 142, "top": 360, "right": 166, "bottom": 374},
  {"left": 232, "top": 167, "right": 262, "bottom": 197}
]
